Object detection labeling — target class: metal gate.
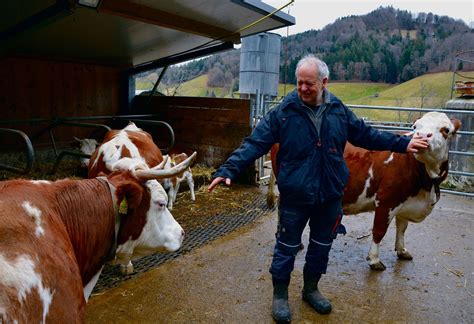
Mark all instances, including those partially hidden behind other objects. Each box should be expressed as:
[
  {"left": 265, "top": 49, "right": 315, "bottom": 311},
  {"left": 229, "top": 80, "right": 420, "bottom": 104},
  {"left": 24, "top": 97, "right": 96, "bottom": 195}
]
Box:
[{"left": 250, "top": 92, "right": 281, "bottom": 184}]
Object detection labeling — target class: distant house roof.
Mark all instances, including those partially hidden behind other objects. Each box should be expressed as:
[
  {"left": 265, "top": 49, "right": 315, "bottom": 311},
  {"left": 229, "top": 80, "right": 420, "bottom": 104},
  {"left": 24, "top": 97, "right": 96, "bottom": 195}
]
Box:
[{"left": 0, "top": 0, "right": 295, "bottom": 73}]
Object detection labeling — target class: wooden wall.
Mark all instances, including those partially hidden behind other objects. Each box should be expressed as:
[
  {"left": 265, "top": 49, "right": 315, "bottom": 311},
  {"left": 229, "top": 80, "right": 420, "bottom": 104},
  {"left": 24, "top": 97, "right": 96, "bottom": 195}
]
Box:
[
  {"left": 132, "top": 95, "right": 252, "bottom": 169},
  {"left": 0, "top": 56, "right": 124, "bottom": 147},
  {"left": 0, "top": 57, "right": 254, "bottom": 180}
]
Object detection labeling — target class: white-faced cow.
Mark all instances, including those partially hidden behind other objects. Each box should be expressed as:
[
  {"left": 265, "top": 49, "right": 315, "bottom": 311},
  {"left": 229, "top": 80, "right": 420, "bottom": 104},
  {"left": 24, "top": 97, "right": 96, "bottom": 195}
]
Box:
[
  {"left": 268, "top": 112, "right": 461, "bottom": 270},
  {"left": 74, "top": 137, "right": 98, "bottom": 168},
  {"left": 0, "top": 156, "right": 194, "bottom": 322},
  {"left": 88, "top": 122, "right": 197, "bottom": 273}
]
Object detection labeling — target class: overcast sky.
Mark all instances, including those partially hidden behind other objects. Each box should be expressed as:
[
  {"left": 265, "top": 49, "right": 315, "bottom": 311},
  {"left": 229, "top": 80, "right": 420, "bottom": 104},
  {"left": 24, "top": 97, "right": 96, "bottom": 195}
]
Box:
[{"left": 265, "top": 0, "right": 474, "bottom": 36}]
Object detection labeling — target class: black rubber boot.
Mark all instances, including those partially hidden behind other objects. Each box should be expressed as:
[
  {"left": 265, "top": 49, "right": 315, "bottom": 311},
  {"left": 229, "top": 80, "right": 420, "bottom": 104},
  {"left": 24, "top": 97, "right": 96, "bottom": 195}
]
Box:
[
  {"left": 271, "top": 278, "right": 291, "bottom": 323},
  {"left": 302, "top": 270, "right": 332, "bottom": 314}
]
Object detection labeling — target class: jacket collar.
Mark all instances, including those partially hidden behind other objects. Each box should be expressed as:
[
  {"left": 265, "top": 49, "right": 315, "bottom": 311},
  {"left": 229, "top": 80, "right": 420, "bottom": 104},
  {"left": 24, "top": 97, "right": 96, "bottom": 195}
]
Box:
[
  {"left": 282, "top": 88, "right": 333, "bottom": 110},
  {"left": 322, "top": 88, "right": 332, "bottom": 104}
]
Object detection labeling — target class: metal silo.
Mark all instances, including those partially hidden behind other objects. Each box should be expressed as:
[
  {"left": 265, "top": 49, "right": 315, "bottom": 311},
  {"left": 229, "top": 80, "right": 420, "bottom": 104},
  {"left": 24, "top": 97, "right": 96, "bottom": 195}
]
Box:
[{"left": 239, "top": 32, "right": 281, "bottom": 99}]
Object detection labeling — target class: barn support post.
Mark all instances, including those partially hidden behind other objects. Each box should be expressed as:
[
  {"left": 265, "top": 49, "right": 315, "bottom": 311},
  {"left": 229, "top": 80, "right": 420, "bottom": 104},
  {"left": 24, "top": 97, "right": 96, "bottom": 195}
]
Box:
[{"left": 120, "top": 71, "right": 136, "bottom": 115}]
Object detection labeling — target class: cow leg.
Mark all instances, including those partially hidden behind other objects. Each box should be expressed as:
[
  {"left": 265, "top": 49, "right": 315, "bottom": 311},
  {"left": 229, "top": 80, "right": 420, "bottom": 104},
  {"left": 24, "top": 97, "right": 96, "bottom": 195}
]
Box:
[
  {"left": 367, "top": 207, "right": 392, "bottom": 271},
  {"left": 119, "top": 260, "right": 134, "bottom": 276},
  {"left": 185, "top": 171, "right": 195, "bottom": 201},
  {"left": 115, "top": 250, "right": 134, "bottom": 276},
  {"left": 174, "top": 181, "right": 181, "bottom": 202},
  {"left": 367, "top": 242, "right": 384, "bottom": 271},
  {"left": 395, "top": 217, "right": 413, "bottom": 260},
  {"left": 167, "top": 185, "right": 177, "bottom": 210},
  {"left": 84, "top": 266, "right": 104, "bottom": 300}
]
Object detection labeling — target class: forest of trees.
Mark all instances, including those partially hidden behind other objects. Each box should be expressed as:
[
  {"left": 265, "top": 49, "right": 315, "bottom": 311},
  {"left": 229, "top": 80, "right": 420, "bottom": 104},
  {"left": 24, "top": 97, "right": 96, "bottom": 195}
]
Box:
[{"left": 139, "top": 6, "right": 473, "bottom": 88}]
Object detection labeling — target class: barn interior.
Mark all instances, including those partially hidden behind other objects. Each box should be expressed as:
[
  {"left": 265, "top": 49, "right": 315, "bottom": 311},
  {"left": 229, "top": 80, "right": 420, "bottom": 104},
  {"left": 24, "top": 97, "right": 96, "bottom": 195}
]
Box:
[{"left": 0, "top": 0, "right": 295, "bottom": 178}]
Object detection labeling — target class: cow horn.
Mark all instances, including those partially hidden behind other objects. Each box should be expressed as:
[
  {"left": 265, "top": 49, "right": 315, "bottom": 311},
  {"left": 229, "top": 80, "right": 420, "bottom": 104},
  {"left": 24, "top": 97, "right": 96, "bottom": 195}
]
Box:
[
  {"left": 151, "top": 155, "right": 169, "bottom": 170},
  {"left": 134, "top": 152, "right": 197, "bottom": 180}
]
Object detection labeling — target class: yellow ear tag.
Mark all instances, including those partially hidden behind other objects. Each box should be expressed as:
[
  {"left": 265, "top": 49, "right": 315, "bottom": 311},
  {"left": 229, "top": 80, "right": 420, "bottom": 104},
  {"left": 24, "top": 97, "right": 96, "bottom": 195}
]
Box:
[{"left": 119, "top": 197, "right": 128, "bottom": 214}]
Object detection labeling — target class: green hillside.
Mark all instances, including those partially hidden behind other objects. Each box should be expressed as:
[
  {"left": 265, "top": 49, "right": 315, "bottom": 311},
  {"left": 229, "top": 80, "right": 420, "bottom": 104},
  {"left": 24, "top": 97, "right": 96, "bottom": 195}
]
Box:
[
  {"left": 176, "top": 75, "right": 232, "bottom": 97},
  {"left": 136, "top": 74, "right": 233, "bottom": 98},
  {"left": 346, "top": 71, "right": 474, "bottom": 121},
  {"left": 328, "top": 82, "right": 392, "bottom": 102}
]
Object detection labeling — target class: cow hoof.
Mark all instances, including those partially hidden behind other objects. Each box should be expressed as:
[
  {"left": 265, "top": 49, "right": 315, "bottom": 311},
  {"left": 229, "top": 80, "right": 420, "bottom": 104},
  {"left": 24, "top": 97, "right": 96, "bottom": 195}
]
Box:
[
  {"left": 369, "top": 261, "right": 386, "bottom": 271},
  {"left": 397, "top": 249, "right": 413, "bottom": 260},
  {"left": 119, "top": 263, "right": 134, "bottom": 275}
]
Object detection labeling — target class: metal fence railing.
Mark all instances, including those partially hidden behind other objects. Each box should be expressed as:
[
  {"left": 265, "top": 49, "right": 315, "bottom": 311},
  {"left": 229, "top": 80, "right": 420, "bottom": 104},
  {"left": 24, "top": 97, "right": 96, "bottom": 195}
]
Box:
[
  {"left": 0, "top": 115, "right": 175, "bottom": 175},
  {"left": 254, "top": 98, "right": 473, "bottom": 198}
]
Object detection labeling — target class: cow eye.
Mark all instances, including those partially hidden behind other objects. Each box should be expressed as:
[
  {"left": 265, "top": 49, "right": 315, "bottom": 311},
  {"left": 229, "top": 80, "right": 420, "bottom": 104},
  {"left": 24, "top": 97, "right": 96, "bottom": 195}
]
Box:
[{"left": 441, "top": 127, "right": 450, "bottom": 134}]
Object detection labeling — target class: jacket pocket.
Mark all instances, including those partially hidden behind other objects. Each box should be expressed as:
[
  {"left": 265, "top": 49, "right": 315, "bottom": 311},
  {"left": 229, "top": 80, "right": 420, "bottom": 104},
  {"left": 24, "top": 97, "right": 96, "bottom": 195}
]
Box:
[
  {"left": 321, "top": 152, "right": 349, "bottom": 200},
  {"left": 277, "top": 159, "right": 315, "bottom": 204}
]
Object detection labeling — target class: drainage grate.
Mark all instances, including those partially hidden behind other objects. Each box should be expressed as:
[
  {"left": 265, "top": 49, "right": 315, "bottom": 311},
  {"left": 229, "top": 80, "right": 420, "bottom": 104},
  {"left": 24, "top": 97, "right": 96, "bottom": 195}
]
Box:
[{"left": 92, "top": 192, "right": 274, "bottom": 294}]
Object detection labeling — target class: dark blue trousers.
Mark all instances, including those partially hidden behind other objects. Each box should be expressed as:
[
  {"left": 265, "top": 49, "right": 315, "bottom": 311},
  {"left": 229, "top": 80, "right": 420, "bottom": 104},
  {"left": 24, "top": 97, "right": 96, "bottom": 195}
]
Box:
[{"left": 269, "top": 198, "right": 342, "bottom": 282}]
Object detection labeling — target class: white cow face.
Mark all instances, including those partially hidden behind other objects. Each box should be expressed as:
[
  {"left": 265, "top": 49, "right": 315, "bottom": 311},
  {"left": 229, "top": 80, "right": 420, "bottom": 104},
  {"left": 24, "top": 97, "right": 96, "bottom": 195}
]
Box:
[
  {"left": 412, "top": 112, "right": 458, "bottom": 177},
  {"left": 74, "top": 137, "right": 98, "bottom": 167},
  {"left": 115, "top": 179, "right": 184, "bottom": 264},
  {"left": 140, "top": 179, "right": 184, "bottom": 252}
]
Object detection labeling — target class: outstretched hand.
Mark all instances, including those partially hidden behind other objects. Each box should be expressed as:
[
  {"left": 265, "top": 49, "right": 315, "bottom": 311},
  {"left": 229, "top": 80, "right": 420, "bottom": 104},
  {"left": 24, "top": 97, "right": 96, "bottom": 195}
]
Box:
[
  {"left": 208, "top": 177, "right": 232, "bottom": 193},
  {"left": 406, "top": 134, "right": 429, "bottom": 153}
]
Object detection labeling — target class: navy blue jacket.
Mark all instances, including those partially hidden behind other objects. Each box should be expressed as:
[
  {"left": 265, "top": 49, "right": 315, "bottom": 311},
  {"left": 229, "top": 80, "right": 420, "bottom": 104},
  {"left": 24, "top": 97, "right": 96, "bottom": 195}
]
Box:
[{"left": 213, "top": 90, "right": 410, "bottom": 205}]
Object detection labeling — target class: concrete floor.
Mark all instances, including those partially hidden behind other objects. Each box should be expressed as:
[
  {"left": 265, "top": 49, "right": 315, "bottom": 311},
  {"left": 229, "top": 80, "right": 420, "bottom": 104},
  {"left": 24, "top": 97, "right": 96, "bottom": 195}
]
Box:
[{"left": 86, "top": 192, "right": 474, "bottom": 323}]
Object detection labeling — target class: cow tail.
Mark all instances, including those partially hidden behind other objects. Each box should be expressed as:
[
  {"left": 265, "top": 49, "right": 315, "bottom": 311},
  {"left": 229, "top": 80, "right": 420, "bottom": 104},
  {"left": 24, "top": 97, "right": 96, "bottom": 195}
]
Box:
[
  {"left": 266, "top": 171, "right": 276, "bottom": 209},
  {"left": 332, "top": 212, "right": 347, "bottom": 239}
]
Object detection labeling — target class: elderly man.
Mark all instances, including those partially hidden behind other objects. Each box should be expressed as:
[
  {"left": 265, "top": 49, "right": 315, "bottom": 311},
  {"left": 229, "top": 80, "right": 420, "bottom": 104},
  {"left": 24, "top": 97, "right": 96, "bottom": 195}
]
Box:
[{"left": 208, "top": 55, "right": 428, "bottom": 322}]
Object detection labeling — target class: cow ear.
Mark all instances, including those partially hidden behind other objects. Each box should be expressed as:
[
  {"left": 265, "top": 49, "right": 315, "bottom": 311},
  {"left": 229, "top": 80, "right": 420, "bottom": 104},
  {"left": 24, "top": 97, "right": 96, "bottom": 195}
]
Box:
[
  {"left": 411, "top": 116, "right": 422, "bottom": 129},
  {"left": 115, "top": 181, "right": 143, "bottom": 211},
  {"left": 450, "top": 118, "right": 462, "bottom": 135}
]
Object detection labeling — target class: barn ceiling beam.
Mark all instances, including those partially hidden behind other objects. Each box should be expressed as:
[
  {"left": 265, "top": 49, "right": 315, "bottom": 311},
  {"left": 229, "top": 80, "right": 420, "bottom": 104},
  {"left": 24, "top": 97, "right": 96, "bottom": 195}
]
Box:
[
  {"left": 0, "top": 0, "right": 72, "bottom": 43},
  {"left": 99, "top": 0, "right": 241, "bottom": 44}
]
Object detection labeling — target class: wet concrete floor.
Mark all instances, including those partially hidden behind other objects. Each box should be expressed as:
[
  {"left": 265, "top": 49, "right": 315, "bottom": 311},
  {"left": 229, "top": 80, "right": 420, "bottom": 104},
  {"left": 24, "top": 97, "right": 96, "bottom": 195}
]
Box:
[{"left": 86, "top": 191, "right": 473, "bottom": 323}]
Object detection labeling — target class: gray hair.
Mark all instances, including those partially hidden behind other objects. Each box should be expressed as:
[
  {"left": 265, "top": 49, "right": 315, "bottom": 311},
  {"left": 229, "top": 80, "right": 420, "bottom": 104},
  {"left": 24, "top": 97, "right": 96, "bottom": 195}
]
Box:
[{"left": 295, "top": 55, "right": 330, "bottom": 81}]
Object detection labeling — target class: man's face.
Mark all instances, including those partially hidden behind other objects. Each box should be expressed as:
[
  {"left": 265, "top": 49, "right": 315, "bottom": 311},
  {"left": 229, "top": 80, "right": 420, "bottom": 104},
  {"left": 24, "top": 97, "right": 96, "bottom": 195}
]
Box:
[{"left": 297, "top": 63, "right": 327, "bottom": 106}]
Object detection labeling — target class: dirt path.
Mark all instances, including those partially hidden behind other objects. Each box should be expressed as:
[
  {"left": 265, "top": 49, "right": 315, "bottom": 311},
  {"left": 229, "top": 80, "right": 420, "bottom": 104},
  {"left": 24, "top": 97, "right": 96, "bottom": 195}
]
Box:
[{"left": 86, "top": 193, "right": 473, "bottom": 323}]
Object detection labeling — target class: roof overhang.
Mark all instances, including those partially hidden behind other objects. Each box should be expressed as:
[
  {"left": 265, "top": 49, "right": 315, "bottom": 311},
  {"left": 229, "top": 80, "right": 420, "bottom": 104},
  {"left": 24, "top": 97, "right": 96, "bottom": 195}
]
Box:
[{"left": 0, "top": 0, "right": 295, "bottom": 69}]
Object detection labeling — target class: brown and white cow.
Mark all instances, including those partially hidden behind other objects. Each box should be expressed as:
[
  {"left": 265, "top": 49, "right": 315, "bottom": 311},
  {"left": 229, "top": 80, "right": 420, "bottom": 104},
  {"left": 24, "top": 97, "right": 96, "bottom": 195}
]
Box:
[
  {"left": 268, "top": 112, "right": 461, "bottom": 270},
  {"left": 88, "top": 122, "right": 165, "bottom": 178},
  {"left": 0, "top": 158, "right": 194, "bottom": 322},
  {"left": 161, "top": 152, "right": 196, "bottom": 210},
  {"left": 89, "top": 123, "right": 196, "bottom": 210},
  {"left": 88, "top": 122, "right": 197, "bottom": 273}
]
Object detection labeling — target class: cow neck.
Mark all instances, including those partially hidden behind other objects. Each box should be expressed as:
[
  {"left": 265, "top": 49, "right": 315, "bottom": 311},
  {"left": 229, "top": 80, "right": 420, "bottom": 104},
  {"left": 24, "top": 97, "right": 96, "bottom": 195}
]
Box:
[
  {"left": 430, "top": 159, "right": 449, "bottom": 206},
  {"left": 97, "top": 176, "right": 121, "bottom": 262},
  {"left": 415, "top": 158, "right": 449, "bottom": 206}
]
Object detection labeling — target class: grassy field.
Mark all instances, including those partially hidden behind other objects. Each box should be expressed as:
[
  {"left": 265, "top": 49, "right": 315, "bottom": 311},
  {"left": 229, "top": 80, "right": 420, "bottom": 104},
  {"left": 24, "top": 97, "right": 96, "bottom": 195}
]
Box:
[
  {"left": 328, "top": 82, "right": 392, "bottom": 102},
  {"left": 136, "top": 71, "right": 474, "bottom": 122},
  {"left": 175, "top": 75, "right": 233, "bottom": 97},
  {"left": 342, "top": 71, "right": 474, "bottom": 121}
]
